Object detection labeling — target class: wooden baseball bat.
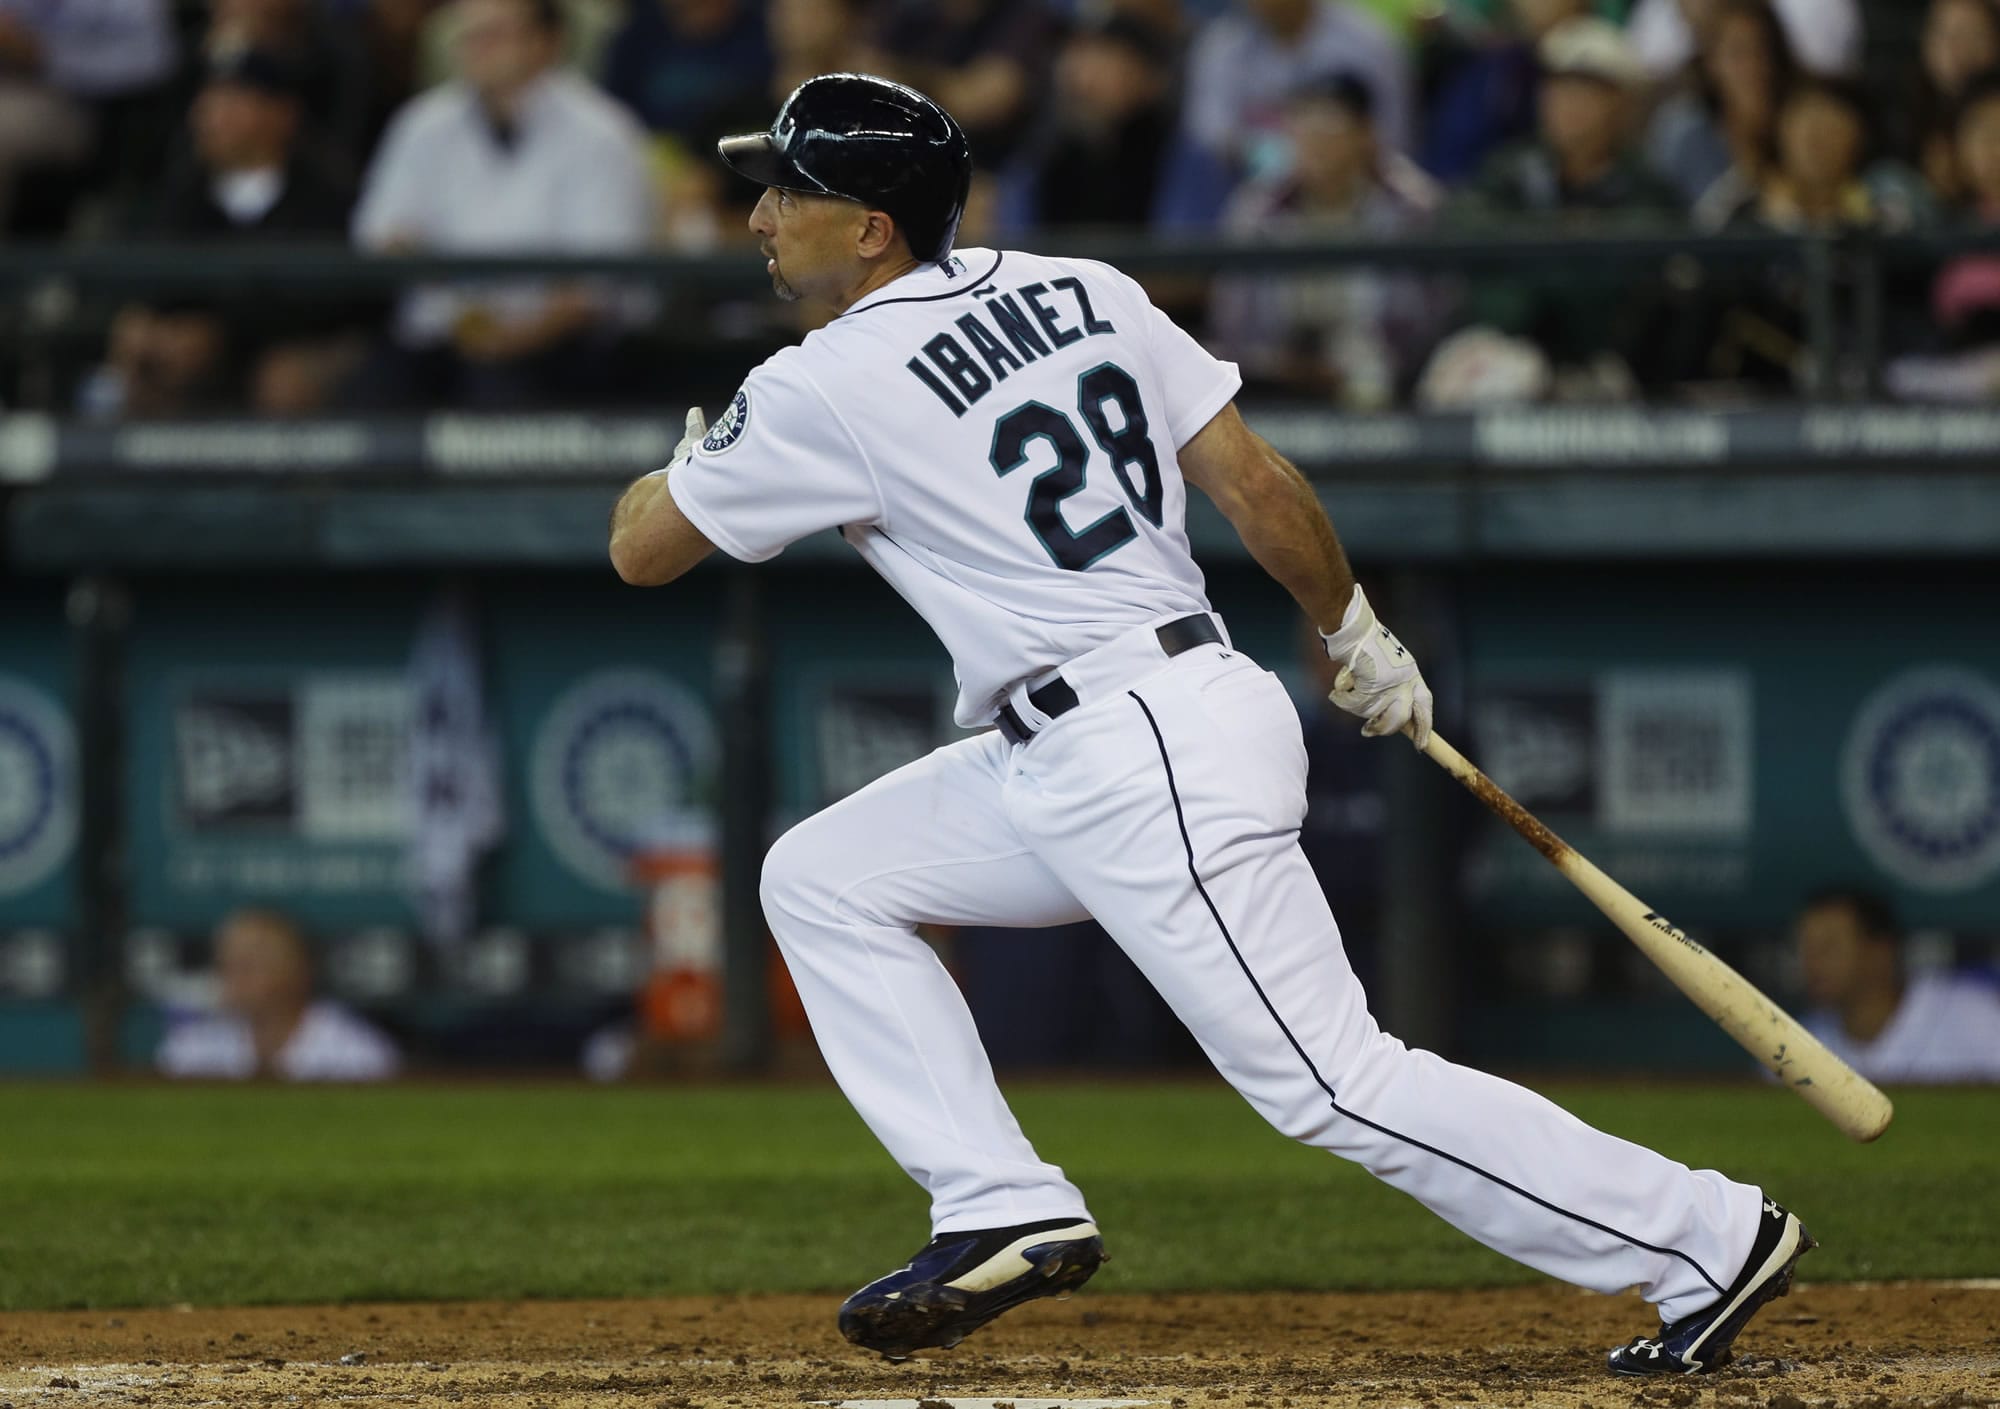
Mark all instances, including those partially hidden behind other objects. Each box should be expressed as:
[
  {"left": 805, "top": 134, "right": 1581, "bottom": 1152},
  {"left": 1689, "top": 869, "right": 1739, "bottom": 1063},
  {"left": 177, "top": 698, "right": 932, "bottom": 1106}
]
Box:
[{"left": 1415, "top": 728, "right": 1894, "bottom": 1143}]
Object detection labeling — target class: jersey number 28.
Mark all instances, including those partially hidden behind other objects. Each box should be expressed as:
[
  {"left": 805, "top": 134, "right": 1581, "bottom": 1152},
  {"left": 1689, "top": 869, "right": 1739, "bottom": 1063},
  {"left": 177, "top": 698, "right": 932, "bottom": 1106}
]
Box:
[{"left": 989, "top": 362, "right": 1162, "bottom": 571}]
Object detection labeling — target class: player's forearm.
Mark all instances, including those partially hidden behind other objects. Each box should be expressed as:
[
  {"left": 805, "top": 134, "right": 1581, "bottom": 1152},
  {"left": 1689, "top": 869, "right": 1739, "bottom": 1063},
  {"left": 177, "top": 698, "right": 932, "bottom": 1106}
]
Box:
[
  {"left": 609, "top": 464, "right": 720, "bottom": 585},
  {"left": 1216, "top": 446, "right": 1357, "bottom": 632},
  {"left": 608, "top": 471, "right": 676, "bottom": 584}
]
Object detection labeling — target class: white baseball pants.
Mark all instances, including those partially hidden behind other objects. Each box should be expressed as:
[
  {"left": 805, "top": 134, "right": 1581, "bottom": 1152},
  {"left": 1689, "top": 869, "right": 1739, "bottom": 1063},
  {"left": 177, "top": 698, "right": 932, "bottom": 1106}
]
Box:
[{"left": 760, "top": 621, "right": 1764, "bottom": 1322}]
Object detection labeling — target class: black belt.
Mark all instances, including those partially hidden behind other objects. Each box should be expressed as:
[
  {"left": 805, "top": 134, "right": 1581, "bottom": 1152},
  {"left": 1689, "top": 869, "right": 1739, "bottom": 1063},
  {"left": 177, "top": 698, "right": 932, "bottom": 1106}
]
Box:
[{"left": 994, "top": 613, "right": 1222, "bottom": 746}]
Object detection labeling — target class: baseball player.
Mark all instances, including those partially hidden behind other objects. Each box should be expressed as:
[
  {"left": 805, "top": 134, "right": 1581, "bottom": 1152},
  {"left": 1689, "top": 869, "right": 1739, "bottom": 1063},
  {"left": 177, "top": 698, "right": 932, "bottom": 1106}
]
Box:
[{"left": 608, "top": 73, "right": 1811, "bottom": 1377}]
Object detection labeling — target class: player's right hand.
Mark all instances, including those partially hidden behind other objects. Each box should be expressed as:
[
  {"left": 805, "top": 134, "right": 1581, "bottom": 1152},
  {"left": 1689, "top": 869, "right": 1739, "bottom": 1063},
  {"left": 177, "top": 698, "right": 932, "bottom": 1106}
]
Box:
[{"left": 1320, "top": 584, "right": 1434, "bottom": 749}]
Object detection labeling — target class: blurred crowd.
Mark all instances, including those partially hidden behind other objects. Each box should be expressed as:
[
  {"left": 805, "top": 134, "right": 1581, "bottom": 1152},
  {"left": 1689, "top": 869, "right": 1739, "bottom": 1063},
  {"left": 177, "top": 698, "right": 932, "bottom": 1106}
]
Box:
[{"left": 7, "top": 0, "right": 2000, "bottom": 415}]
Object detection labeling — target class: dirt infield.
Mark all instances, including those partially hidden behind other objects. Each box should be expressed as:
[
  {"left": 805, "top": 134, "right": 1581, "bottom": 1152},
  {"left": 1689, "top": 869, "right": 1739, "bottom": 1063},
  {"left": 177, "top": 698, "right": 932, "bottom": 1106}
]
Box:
[{"left": 1, "top": 1285, "right": 1994, "bottom": 1408}]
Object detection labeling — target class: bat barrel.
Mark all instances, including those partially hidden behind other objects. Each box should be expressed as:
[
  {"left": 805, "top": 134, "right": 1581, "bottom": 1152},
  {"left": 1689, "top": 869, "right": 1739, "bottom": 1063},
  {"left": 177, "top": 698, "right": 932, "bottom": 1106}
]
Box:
[{"left": 1414, "top": 729, "right": 1895, "bottom": 1144}]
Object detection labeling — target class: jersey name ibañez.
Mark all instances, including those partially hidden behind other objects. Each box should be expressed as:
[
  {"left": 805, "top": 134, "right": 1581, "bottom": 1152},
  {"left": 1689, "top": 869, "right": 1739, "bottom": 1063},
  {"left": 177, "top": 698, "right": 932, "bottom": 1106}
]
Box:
[
  {"left": 668, "top": 247, "right": 1243, "bottom": 727},
  {"left": 904, "top": 276, "right": 1118, "bottom": 417}
]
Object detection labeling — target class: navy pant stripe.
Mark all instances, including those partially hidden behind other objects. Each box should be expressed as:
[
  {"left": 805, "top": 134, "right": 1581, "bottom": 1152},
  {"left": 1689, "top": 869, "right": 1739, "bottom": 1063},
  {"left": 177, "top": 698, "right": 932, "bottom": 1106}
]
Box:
[{"left": 1127, "top": 690, "right": 1725, "bottom": 1298}]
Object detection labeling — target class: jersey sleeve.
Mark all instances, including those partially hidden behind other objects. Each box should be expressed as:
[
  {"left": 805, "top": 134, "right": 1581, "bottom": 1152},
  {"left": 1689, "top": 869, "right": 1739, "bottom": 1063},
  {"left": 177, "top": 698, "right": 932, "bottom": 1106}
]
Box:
[
  {"left": 1131, "top": 279, "right": 1242, "bottom": 450},
  {"left": 667, "top": 355, "right": 883, "bottom": 563}
]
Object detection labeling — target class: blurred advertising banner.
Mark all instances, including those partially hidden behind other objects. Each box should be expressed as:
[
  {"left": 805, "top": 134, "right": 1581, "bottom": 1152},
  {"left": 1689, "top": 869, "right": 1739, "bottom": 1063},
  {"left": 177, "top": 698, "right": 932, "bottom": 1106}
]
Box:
[
  {"left": 0, "top": 585, "right": 79, "bottom": 1010},
  {"left": 1463, "top": 575, "right": 2000, "bottom": 929},
  {"left": 814, "top": 679, "right": 956, "bottom": 806},
  {"left": 166, "top": 675, "right": 412, "bottom": 899}
]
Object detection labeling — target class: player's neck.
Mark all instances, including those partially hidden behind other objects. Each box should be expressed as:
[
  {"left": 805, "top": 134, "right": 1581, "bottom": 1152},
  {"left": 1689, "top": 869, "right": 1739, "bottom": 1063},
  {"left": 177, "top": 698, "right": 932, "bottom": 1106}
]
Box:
[{"left": 831, "top": 253, "right": 926, "bottom": 314}]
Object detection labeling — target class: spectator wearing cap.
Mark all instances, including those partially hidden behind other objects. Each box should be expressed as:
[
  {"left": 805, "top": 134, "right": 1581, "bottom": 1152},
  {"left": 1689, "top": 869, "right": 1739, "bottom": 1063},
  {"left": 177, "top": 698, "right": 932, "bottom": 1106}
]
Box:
[
  {"left": 157, "top": 908, "right": 401, "bottom": 1082},
  {"left": 1211, "top": 75, "right": 1443, "bottom": 407},
  {"left": 1463, "top": 17, "right": 1678, "bottom": 216},
  {"left": 1444, "top": 18, "right": 1680, "bottom": 400},
  {"left": 204, "top": 0, "right": 375, "bottom": 183},
  {"left": 1021, "top": 9, "right": 1178, "bottom": 229},
  {"left": 1625, "top": 0, "right": 1861, "bottom": 81},
  {"left": 0, "top": 0, "right": 177, "bottom": 233},
  {"left": 83, "top": 47, "right": 360, "bottom": 418},
  {"left": 348, "top": 0, "right": 655, "bottom": 410},
  {"left": 1177, "top": 0, "right": 1413, "bottom": 223},
  {"left": 1422, "top": 0, "right": 1593, "bottom": 185},
  {"left": 1645, "top": 0, "right": 1797, "bottom": 226},
  {"left": 1898, "top": 0, "right": 2000, "bottom": 208},
  {"left": 852, "top": 0, "right": 1057, "bottom": 169},
  {"left": 1793, "top": 889, "right": 2000, "bottom": 1084}
]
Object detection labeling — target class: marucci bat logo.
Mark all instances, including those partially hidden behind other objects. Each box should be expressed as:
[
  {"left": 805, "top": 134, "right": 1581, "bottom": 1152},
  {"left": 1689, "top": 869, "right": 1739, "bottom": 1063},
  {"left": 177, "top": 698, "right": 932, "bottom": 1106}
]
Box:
[{"left": 1642, "top": 911, "right": 1705, "bottom": 953}]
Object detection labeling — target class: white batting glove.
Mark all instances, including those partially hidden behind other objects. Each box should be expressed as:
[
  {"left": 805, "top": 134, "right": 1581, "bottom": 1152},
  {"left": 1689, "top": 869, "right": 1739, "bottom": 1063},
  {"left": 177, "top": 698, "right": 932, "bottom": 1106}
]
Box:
[
  {"left": 644, "top": 407, "right": 707, "bottom": 482},
  {"left": 671, "top": 406, "right": 706, "bottom": 465},
  {"left": 1320, "top": 584, "right": 1434, "bottom": 749}
]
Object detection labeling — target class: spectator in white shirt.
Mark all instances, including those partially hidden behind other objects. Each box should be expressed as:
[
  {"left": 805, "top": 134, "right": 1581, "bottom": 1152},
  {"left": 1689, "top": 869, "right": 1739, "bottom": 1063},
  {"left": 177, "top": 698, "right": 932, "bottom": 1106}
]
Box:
[
  {"left": 1625, "top": 0, "right": 1861, "bottom": 81},
  {"left": 0, "top": 0, "right": 177, "bottom": 232},
  {"left": 157, "top": 908, "right": 401, "bottom": 1082},
  {"left": 1795, "top": 888, "right": 2000, "bottom": 1084},
  {"left": 348, "top": 0, "right": 655, "bottom": 408}
]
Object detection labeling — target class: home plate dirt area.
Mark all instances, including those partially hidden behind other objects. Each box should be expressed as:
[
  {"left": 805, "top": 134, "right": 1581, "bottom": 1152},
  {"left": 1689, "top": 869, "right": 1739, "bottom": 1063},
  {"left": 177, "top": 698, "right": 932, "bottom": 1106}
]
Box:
[{"left": 1, "top": 1285, "right": 1994, "bottom": 1409}]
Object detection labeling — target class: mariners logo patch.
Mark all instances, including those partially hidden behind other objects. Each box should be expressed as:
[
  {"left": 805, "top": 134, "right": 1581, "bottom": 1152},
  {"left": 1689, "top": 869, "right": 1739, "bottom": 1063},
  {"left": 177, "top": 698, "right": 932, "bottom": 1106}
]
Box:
[
  {"left": 1840, "top": 666, "right": 2000, "bottom": 893},
  {"left": 702, "top": 389, "right": 749, "bottom": 453}
]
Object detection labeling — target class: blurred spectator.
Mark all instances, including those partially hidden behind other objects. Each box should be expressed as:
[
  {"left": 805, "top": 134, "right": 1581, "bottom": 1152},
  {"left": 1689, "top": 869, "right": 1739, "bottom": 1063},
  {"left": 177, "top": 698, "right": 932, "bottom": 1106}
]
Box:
[
  {"left": 1185, "top": 0, "right": 1414, "bottom": 172},
  {"left": 1898, "top": 0, "right": 2000, "bottom": 207},
  {"left": 601, "top": 0, "right": 770, "bottom": 146},
  {"left": 204, "top": 0, "right": 375, "bottom": 182},
  {"left": 157, "top": 908, "right": 401, "bottom": 1081},
  {"left": 1889, "top": 75, "right": 2000, "bottom": 400},
  {"left": 855, "top": 0, "right": 1056, "bottom": 167},
  {"left": 1625, "top": 0, "right": 1861, "bottom": 80},
  {"left": 1462, "top": 18, "right": 1674, "bottom": 216},
  {"left": 1443, "top": 18, "right": 1679, "bottom": 400},
  {"left": 1794, "top": 889, "right": 2000, "bottom": 1083},
  {"left": 358, "top": 0, "right": 445, "bottom": 156},
  {"left": 0, "top": 0, "right": 177, "bottom": 233},
  {"left": 417, "top": 0, "right": 623, "bottom": 93},
  {"left": 769, "top": 0, "right": 867, "bottom": 98},
  {"left": 1211, "top": 76, "right": 1442, "bottom": 406},
  {"left": 1423, "top": 0, "right": 1591, "bottom": 185},
  {"left": 347, "top": 0, "right": 655, "bottom": 410},
  {"left": 82, "top": 48, "right": 360, "bottom": 419},
  {"left": 1022, "top": 8, "right": 1178, "bottom": 228},
  {"left": 1697, "top": 77, "right": 1929, "bottom": 391},
  {"left": 1717, "top": 76, "right": 1928, "bottom": 232},
  {"left": 1645, "top": 0, "right": 1796, "bottom": 226}
]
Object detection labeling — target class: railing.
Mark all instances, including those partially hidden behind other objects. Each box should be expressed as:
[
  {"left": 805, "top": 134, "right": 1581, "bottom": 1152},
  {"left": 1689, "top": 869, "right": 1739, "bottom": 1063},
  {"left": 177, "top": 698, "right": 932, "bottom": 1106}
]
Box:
[{"left": 4, "top": 225, "right": 2000, "bottom": 402}]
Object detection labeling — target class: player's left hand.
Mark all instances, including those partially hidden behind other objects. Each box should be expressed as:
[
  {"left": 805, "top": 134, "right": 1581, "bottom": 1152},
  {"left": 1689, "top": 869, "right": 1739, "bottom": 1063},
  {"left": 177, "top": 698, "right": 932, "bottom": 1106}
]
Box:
[
  {"left": 1320, "top": 584, "right": 1433, "bottom": 749},
  {"left": 670, "top": 406, "right": 706, "bottom": 467}
]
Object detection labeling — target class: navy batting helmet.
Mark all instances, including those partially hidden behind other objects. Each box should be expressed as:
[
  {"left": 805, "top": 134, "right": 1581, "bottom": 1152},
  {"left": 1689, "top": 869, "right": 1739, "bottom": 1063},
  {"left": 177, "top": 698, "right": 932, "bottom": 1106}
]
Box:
[{"left": 717, "top": 73, "right": 973, "bottom": 266}]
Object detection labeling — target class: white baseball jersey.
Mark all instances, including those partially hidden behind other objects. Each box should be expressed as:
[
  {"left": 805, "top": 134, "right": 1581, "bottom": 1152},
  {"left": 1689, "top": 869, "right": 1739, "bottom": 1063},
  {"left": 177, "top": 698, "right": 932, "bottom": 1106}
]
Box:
[
  {"left": 699, "top": 244, "right": 1767, "bottom": 1331},
  {"left": 667, "top": 247, "right": 1242, "bottom": 726}
]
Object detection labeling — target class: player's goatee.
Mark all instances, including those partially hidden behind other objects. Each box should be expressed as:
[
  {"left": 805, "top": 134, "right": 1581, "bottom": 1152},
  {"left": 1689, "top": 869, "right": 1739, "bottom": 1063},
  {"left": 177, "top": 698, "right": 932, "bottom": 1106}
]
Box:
[{"left": 769, "top": 260, "right": 799, "bottom": 302}]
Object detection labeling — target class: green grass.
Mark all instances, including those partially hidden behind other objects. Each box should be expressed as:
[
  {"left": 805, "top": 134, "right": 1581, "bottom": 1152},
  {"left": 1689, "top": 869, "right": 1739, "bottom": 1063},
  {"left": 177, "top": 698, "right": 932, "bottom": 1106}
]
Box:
[{"left": 0, "top": 1081, "right": 1993, "bottom": 1310}]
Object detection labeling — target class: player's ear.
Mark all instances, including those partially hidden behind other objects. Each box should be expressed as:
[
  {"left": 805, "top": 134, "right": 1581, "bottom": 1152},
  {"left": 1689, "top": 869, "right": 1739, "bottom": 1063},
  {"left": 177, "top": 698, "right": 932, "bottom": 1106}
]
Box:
[{"left": 855, "top": 207, "right": 899, "bottom": 261}]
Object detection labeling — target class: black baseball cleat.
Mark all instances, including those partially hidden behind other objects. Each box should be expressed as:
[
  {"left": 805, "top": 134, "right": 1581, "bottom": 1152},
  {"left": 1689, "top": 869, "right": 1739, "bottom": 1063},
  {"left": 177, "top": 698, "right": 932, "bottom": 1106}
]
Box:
[
  {"left": 1608, "top": 1198, "right": 1816, "bottom": 1375},
  {"left": 838, "top": 1217, "right": 1106, "bottom": 1361}
]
